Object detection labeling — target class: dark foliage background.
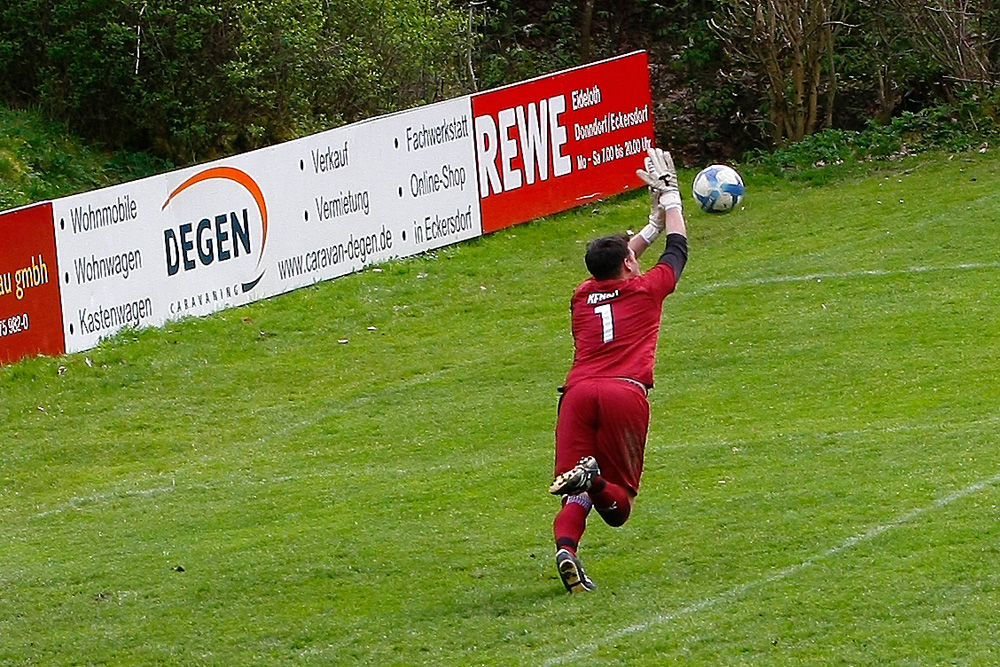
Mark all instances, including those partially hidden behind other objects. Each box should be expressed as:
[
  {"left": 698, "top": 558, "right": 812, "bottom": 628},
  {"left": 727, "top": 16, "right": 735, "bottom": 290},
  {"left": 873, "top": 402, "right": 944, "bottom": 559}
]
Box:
[{"left": 1, "top": 0, "right": 998, "bottom": 166}]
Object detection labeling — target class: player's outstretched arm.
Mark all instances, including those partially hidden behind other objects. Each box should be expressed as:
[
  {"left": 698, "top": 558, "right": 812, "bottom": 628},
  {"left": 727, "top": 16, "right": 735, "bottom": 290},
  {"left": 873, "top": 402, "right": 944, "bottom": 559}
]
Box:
[
  {"left": 656, "top": 207, "right": 688, "bottom": 281},
  {"left": 629, "top": 229, "right": 653, "bottom": 258},
  {"left": 632, "top": 146, "right": 684, "bottom": 259},
  {"left": 664, "top": 206, "right": 686, "bottom": 238}
]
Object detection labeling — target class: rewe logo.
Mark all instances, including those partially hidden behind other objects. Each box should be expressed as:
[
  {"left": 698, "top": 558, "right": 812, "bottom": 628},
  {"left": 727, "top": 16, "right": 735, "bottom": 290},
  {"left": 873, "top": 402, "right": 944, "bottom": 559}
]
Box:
[
  {"left": 161, "top": 166, "right": 269, "bottom": 292},
  {"left": 474, "top": 94, "right": 572, "bottom": 198}
]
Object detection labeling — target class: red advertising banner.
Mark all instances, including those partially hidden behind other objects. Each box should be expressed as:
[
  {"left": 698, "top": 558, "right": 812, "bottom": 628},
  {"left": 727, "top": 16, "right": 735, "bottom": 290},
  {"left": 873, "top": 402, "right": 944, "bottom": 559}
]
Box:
[
  {"left": 0, "top": 203, "right": 65, "bottom": 363},
  {"left": 472, "top": 51, "right": 654, "bottom": 233}
]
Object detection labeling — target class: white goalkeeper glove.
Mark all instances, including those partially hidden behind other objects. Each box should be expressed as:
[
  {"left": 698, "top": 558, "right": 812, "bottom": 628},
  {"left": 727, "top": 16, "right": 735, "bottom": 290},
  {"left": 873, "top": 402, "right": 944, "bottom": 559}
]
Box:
[{"left": 636, "top": 147, "right": 682, "bottom": 228}]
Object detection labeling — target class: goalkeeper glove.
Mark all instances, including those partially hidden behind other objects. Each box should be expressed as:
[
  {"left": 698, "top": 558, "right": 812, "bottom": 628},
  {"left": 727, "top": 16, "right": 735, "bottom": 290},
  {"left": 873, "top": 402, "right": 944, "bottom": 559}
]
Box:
[{"left": 636, "top": 147, "right": 682, "bottom": 225}]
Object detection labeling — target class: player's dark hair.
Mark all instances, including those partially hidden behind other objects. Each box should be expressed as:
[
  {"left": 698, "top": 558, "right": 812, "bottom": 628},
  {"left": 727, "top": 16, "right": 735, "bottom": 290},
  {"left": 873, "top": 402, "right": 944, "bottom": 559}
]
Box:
[{"left": 585, "top": 234, "right": 630, "bottom": 280}]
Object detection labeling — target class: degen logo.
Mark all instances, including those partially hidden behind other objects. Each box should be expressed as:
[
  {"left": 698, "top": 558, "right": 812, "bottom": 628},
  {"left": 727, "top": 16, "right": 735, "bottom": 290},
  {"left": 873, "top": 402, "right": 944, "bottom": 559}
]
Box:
[{"left": 161, "top": 166, "right": 269, "bottom": 293}]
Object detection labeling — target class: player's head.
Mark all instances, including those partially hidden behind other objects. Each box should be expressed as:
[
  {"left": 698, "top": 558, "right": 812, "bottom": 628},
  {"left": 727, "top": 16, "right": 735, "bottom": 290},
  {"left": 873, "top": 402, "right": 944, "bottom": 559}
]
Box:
[{"left": 585, "top": 234, "right": 637, "bottom": 280}]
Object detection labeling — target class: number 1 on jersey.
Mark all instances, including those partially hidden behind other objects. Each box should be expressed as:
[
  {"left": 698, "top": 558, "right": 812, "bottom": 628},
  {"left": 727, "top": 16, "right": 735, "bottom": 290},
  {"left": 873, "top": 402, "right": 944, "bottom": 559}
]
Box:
[{"left": 594, "top": 303, "right": 614, "bottom": 343}]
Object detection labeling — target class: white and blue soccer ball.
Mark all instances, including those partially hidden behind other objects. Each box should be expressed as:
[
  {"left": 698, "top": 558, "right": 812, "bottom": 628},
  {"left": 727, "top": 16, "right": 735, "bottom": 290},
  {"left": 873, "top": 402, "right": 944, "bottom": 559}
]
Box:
[{"left": 692, "top": 164, "right": 745, "bottom": 213}]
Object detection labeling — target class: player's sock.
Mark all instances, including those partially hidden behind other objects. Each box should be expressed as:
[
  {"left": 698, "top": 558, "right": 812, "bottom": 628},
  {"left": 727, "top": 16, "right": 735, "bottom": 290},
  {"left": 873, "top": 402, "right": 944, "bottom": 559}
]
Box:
[
  {"left": 553, "top": 493, "right": 592, "bottom": 553},
  {"left": 588, "top": 477, "right": 633, "bottom": 527}
]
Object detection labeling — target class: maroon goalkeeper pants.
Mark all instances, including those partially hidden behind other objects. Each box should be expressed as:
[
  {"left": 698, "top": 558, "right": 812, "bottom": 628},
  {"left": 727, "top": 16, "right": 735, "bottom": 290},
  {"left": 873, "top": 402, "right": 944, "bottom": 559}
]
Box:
[{"left": 555, "top": 378, "right": 650, "bottom": 496}]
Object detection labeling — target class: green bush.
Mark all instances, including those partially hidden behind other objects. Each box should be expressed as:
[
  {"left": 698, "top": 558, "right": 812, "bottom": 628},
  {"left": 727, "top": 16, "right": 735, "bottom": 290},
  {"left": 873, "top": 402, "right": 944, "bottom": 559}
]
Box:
[
  {"left": 749, "top": 90, "right": 1000, "bottom": 176},
  {"left": 470, "top": 0, "right": 577, "bottom": 90},
  {"left": 0, "top": 0, "right": 468, "bottom": 163}
]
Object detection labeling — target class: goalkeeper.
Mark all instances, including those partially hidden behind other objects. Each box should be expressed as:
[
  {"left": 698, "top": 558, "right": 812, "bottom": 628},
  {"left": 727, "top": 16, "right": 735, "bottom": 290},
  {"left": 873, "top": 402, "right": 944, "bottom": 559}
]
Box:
[{"left": 549, "top": 147, "right": 688, "bottom": 593}]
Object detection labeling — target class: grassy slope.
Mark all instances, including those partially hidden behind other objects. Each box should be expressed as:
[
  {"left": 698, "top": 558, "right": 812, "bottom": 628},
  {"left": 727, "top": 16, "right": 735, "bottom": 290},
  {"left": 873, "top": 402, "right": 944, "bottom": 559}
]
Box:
[
  {"left": 0, "top": 106, "right": 168, "bottom": 210},
  {"left": 2, "top": 142, "right": 1000, "bottom": 665}
]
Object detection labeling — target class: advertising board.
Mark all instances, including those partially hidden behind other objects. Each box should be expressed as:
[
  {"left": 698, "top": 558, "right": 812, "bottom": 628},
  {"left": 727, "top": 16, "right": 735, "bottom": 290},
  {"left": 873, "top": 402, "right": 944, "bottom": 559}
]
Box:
[
  {"left": 52, "top": 96, "right": 481, "bottom": 354},
  {"left": 3, "top": 52, "right": 654, "bottom": 363},
  {"left": 472, "top": 51, "right": 653, "bottom": 233},
  {"left": 0, "top": 203, "right": 65, "bottom": 363}
]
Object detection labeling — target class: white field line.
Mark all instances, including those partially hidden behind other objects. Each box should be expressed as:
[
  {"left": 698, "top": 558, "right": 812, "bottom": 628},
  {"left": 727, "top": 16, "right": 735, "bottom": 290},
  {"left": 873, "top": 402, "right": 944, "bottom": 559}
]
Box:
[
  {"left": 687, "top": 261, "right": 1000, "bottom": 297},
  {"left": 542, "top": 469, "right": 1000, "bottom": 667}
]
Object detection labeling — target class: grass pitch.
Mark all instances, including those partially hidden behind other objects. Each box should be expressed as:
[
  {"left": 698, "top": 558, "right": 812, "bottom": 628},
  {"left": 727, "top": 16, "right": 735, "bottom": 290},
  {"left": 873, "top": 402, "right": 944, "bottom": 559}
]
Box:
[{"left": 3, "top": 151, "right": 1000, "bottom": 665}]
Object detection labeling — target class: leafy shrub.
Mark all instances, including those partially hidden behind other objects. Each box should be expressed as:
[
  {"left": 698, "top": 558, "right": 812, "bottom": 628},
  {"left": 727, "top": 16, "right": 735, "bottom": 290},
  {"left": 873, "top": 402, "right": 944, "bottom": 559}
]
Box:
[
  {"left": 0, "top": 0, "right": 468, "bottom": 163},
  {"left": 749, "top": 90, "right": 1000, "bottom": 175},
  {"left": 470, "top": 0, "right": 577, "bottom": 90}
]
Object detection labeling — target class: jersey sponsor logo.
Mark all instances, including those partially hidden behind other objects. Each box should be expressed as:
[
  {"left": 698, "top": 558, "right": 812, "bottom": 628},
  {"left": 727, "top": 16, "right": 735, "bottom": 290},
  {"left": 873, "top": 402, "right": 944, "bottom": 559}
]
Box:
[{"left": 586, "top": 289, "right": 619, "bottom": 305}]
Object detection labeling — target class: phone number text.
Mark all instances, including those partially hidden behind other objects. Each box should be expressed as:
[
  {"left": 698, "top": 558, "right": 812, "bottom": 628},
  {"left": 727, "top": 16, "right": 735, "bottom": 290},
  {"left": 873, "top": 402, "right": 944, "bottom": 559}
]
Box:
[{"left": 0, "top": 313, "right": 30, "bottom": 338}]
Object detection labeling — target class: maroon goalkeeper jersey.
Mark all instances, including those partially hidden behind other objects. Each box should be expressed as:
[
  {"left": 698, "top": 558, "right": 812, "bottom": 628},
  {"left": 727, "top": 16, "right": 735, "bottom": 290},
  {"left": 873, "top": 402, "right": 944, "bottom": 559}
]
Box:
[{"left": 563, "top": 262, "right": 678, "bottom": 389}]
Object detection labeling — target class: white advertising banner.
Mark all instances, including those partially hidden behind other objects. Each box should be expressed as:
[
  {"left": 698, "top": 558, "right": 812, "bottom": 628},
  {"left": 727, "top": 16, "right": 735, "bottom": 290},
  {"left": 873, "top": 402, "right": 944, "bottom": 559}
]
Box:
[
  {"left": 271, "top": 95, "right": 480, "bottom": 294},
  {"left": 21, "top": 53, "right": 653, "bottom": 361},
  {"left": 53, "top": 96, "right": 480, "bottom": 353}
]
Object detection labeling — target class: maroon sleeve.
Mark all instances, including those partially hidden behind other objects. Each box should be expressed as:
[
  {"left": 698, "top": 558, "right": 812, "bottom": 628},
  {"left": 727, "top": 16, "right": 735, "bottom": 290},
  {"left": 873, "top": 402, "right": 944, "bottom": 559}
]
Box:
[{"left": 641, "top": 260, "right": 678, "bottom": 302}]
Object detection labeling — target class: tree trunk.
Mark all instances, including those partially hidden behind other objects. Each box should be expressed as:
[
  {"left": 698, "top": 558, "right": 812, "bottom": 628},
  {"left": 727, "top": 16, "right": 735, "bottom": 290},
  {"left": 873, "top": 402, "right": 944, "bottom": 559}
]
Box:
[{"left": 581, "top": 0, "right": 595, "bottom": 63}]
